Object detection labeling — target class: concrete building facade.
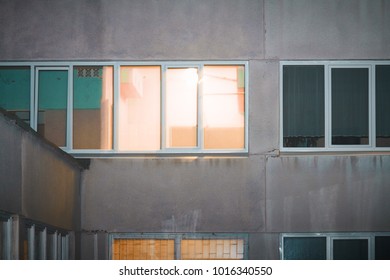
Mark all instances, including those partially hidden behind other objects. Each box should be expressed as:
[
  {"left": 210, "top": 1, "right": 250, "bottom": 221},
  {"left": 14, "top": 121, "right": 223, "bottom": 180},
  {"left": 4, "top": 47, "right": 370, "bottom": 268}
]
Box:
[{"left": 1, "top": 0, "right": 390, "bottom": 260}]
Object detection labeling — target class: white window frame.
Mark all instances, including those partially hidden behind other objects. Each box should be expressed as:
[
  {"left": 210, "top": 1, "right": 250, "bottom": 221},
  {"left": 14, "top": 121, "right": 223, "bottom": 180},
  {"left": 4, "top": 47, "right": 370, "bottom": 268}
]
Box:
[
  {"left": 0, "top": 61, "right": 249, "bottom": 157},
  {"left": 280, "top": 60, "right": 390, "bottom": 153},
  {"left": 280, "top": 232, "right": 390, "bottom": 260}
]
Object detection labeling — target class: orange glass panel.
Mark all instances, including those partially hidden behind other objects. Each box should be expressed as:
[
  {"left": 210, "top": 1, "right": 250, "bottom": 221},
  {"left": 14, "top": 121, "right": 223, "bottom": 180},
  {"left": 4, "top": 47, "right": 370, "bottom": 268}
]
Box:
[
  {"left": 203, "top": 66, "right": 245, "bottom": 149},
  {"left": 166, "top": 68, "right": 198, "bottom": 148}
]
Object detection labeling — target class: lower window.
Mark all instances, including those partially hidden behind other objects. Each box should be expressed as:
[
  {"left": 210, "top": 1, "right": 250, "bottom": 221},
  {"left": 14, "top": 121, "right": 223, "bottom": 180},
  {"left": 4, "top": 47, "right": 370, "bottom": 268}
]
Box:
[
  {"left": 110, "top": 233, "right": 247, "bottom": 260},
  {"left": 281, "top": 233, "right": 390, "bottom": 260}
]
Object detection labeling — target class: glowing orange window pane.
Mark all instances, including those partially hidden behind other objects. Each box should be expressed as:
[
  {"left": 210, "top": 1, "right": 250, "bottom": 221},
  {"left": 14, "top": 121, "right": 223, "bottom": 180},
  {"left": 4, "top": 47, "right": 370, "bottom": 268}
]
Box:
[
  {"left": 203, "top": 66, "right": 245, "bottom": 149},
  {"left": 166, "top": 68, "right": 198, "bottom": 148}
]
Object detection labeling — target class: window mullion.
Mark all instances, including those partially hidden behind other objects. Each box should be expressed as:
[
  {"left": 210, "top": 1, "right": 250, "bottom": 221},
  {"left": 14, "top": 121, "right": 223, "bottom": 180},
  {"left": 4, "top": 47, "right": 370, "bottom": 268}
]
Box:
[
  {"left": 67, "top": 66, "right": 73, "bottom": 150},
  {"left": 113, "top": 63, "right": 120, "bottom": 152},
  {"left": 198, "top": 65, "right": 203, "bottom": 150},
  {"left": 161, "top": 65, "right": 167, "bottom": 150},
  {"left": 325, "top": 64, "right": 331, "bottom": 149},
  {"left": 371, "top": 65, "right": 376, "bottom": 149}
]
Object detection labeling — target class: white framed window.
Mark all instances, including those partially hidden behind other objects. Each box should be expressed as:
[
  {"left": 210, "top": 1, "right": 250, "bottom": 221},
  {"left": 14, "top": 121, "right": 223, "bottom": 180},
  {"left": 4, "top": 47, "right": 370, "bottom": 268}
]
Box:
[
  {"left": 280, "top": 233, "right": 390, "bottom": 260},
  {"left": 0, "top": 61, "right": 248, "bottom": 156},
  {"left": 280, "top": 61, "right": 390, "bottom": 152},
  {"left": 109, "top": 233, "right": 248, "bottom": 260}
]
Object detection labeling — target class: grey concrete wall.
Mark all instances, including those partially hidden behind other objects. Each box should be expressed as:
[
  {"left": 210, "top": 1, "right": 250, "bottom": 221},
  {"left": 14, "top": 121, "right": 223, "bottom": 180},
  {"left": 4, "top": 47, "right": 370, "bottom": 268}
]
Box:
[
  {"left": 83, "top": 156, "right": 265, "bottom": 232},
  {"left": 0, "top": 115, "right": 22, "bottom": 214},
  {"left": 0, "top": 0, "right": 263, "bottom": 60},
  {"left": 0, "top": 111, "right": 82, "bottom": 231},
  {"left": 265, "top": 0, "right": 390, "bottom": 59},
  {"left": 21, "top": 133, "right": 82, "bottom": 230},
  {"left": 266, "top": 155, "right": 390, "bottom": 233}
]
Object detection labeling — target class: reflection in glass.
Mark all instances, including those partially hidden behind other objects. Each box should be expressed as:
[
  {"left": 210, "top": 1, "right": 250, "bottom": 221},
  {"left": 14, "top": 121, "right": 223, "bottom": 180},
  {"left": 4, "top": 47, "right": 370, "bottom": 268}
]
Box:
[
  {"left": 375, "top": 236, "right": 390, "bottom": 260},
  {"left": 73, "top": 66, "right": 113, "bottom": 150},
  {"left": 332, "top": 68, "right": 369, "bottom": 145},
  {"left": 283, "top": 237, "right": 327, "bottom": 260},
  {"left": 166, "top": 68, "right": 198, "bottom": 148},
  {"left": 38, "top": 70, "right": 68, "bottom": 147},
  {"left": 203, "top": 66, "right": 245, "bottom": 149},
  {"left": 283, "top": 65, "right": 325, "bottom": 147},
  {"left": 0, "top": 67, "right": 31, "bottom": 124},
  {"left": 118, "top": 66, "right": 161, "bottom": 151},
  {"left": 333, "top": 239, "right": 368, "bottom": 260}
]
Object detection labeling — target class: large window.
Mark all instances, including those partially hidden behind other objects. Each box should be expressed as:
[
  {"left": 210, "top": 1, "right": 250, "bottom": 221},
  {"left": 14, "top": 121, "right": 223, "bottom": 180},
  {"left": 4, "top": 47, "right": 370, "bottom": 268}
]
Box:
[
  {"left": 281, "top": 233, "right": 390, "bottom": 260},
  {"left": 110, "top": 233, "right": 248, "bottom": 260},
  {"left": 281, "top": 61, "right": 390, "bottom": 151},
  {"left": 0, "top": 62, "right": 247, "bottom": 155}
]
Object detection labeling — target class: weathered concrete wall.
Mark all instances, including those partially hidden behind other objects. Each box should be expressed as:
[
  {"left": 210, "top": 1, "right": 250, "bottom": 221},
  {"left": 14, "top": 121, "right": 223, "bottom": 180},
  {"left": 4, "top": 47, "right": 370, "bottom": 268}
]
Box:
[
  {"left": 0, "top": 115, "right": 22, "bottom": 214},
  {"left": 0, "top": 0, "right": 263, "bottom": 60},
  {"left": 0, "top": 111, "right": 82, "bottom": 231},
  {"left": 265, "top": 0, "right": 390, "bottom": 59},
  {"left": 266, "top": 155, "right": 390, "bottom": 233},
  {"left": 22, "top": 133, "right": 81, "bottom": 230},
  {"left": 83, "top": 156, "right": 265, "bottom": 232}
]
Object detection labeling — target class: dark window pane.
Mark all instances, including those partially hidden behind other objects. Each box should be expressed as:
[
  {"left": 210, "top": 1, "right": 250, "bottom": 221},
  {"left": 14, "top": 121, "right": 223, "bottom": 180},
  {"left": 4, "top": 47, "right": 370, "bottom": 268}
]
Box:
[
  {"left": 283, "top": 237, "right": 327, "bottom": 260},
  {"left": 375, "top": 236, "right": 390, "bottom": 260},
  {"left": 283, "top": 65, "right": 325, "bottom": 147},
  {"left": 376, "top": 66, "right": 390, "bottom": 147},
  {"left": 0, "top": 67, "right": 30, "bottom": 124},
  {"left": 333, "top": 239, "right": 368, "bottom": 260},
  {"left": 332, "top": 68, "right": 369, "bottom": 145}
]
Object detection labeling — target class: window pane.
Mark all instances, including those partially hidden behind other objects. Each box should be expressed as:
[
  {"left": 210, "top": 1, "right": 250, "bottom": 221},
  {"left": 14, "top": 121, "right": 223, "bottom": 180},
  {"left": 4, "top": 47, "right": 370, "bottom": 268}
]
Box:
[
  {"left": 333, "top": 239, "right": 368, "bottom": 260},
  {"left": 38, "top": 70, "right": 68, "bottom": 147},
  {"left": 203, "top": 66, "right": 245, "bottom": 149},
  {"left": 283, "top": 237, "right": 327, "bottom": 260},
  {"left": 283, "top": 65, "right": 325, "bottom": 147},
  {"left": 118, "top": 66, "right": 161, "bottom": 151},
  {"left": 112, "top": 239, "right": 174, "bottom": 260},
  {"left": 376, "top": 65, "right": 390, "bottom": 147},
  {"left": 0, "top": 67, "right": 30, "bottom": 124},
  {"left": 73, "top": 66, "right": 113, "bottom": 150},
  {"left": 181, "top": 239, "right": 244, "bottom": 260},
  {"left": 375, "top": 236, "right": 390, "bottom": 260},
  {"left": 166, "top": 68, "right": 198, "bottom": 148},
  {"left": 332, "top": 68, "right": 369, "bottom": 145}
]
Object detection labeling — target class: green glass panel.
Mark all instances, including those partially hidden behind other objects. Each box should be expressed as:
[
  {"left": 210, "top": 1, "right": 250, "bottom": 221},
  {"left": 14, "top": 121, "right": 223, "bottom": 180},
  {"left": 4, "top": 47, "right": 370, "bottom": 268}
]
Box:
[
  {"left": 73, "top": 67, "right": 102, "bottom": 109},
  {"left": 333, "top": 239, "right": 368, "bottom": 260},
  {"left": 0, "top": 67, "right": 30, "bottom": 123},
  {"left": 283, "top": 237, "right": 327, "bottom": 260}
]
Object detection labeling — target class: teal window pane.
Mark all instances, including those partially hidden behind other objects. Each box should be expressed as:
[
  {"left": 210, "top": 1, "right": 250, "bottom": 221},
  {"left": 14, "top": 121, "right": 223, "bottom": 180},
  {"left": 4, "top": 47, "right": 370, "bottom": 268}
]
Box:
[
  {"left": 376, "top": 65, "right": 390, "bottom": 147},
  {"left": 283, "top": 237, "right": 327, "bottom": 260},
  {"left": 331, "top": 68, "right": 369, "bottom": 145},
  {"left": 0, "top": 67, "right": 31, "bottom": 124},
  {"left": 375, "top": 236, "right": 390, "bottom": 260},
  {"left": 73, "top": 66, "right": 113, "bottom": 150},
  {"left": 38, "top": 70, "right": 68, "bottom": 147},
  {"left": 283, "top": 65, "right": 325, "bottom": 147},
  {"left": 333, "top": 239, "right": 368, "bottom": 260}
]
